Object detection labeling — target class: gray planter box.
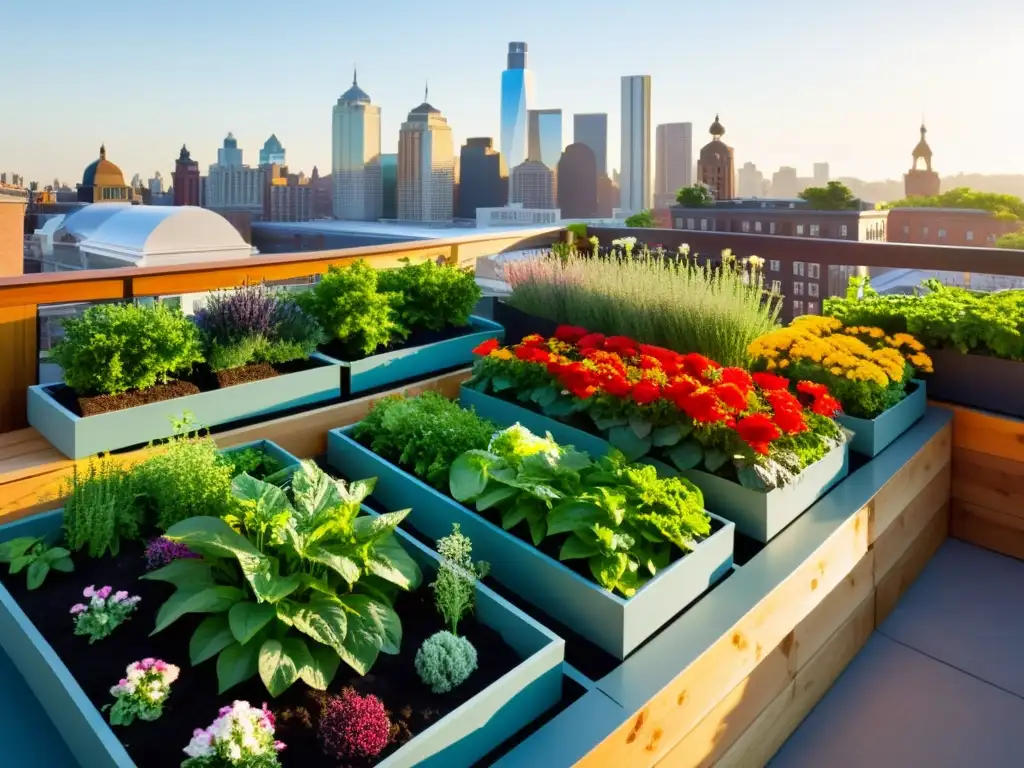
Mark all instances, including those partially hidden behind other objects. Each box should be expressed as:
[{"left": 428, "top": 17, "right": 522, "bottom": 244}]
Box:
[
  {"left": 923, "top": 348, "right": 1024, "bottom": 418},
  {"left": 837, "top": 380, "right": 927, "bottom": 457}
]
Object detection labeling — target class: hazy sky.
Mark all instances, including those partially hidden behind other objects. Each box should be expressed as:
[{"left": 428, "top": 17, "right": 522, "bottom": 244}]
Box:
[{"left": 3, "top": 0, "right": 1022, "bottom": 186}]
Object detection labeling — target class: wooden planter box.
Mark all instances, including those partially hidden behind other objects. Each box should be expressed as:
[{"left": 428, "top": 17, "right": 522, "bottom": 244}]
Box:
[
  {"left": 461, "top": 386, "right": 849, "bottom": 543},
  {"left": 837, "top": 380, "right": 927, "bottom": 458},
  {"left": 491, "top": 302, "right": 560, "bottom": 346},
  {"left": 27, "top": 358, "right": 343, "bottom": 460},
  {"left": 327, "top": 426, "right": 735, "bottom": 660},
  {"left": 317, "top": 316, "right": 505, "bottom": 396},
  {"left": 923, "top": 349, "right": 1024, "bottom": 419},
  {"left": 0, "top": 513, "right": 564, "bottom": 768}
]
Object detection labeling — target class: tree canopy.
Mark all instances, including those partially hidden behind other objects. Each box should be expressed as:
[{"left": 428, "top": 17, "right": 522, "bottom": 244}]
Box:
[
  {"left": 625, "top": 209, "right": 655, "bottom": 228},
  {"left": 995, "top": 229, "right": 1024, "bottom": 250},
  {"left": 881, "top": 187, "right": 1024, "bottom": 221},
  {"left": 675, "top": 183, "right": 714, "bottom": 207},
  {"left": 798, "top": 181, "right": 859, "bottom": 210}
]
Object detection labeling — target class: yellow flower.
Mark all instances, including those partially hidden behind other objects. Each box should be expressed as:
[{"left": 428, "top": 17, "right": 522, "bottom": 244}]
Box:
[
  {"left": 490, "top": 348, "right": 514, "bottom": 361},
  {"left": 909, "top": 352, "right": 933, "bottom": 372},
  {"left": 779, "top": 359, "right": 789, "bottom": 368}
]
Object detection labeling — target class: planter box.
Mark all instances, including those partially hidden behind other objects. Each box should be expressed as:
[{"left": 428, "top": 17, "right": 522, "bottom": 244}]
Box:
[
  {"left": 317, "top": 316, "right": 504, "bottom": 396},
  {"left": 327, "top": 426, "right": 735, "bottom": 659},
  {"left": 492, "top": 302, "right": 560, "bottom": 346},
  {"left": 219, "top": 438, "right": 304, "bottom": 472},
  {"left": 27, "top": 358, "right": 343, "bottom": 460},
  {"left": 462, "top": 385, "right": 849, "bottom": 543},
  {"left": 0, "top": 514, "right": 564, "bottom": 768},
  {"left": 923, "top": 348, "right": 1024, "bottom": 419},
  {"left": 837, "top": 380, "right": 927, "bottom": 458}
]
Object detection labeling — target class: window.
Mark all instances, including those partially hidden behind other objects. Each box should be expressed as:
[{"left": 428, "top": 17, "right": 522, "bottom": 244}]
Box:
[
  {"left": 769, "top": 259, "right": 781, "bottom": 272},
  {"left": 808, "top": 282, "right": 819, "bottom": 297},
  {"left": 809, "top": 224, "right": 820, "bottom": 237},
  {"left": 808, "top": 262, "right": 820, "bottom": 279},
  {"left": 807, "top": 301, "right": 819, "bottom": 314},
  {"left": 769, "top": 222, "right": 777, "bottom": 234},
  {"left": 796, "top": 224, "right": 805, "bottom": 235},
  {"left": 839, "top": 224, "right": 848, "bottom": 237},
  {"left": 793, "top": 300, "right": 804, "bottom": 316},
  {"left": 966, "top": 230, "right": 974, "bottom": 241},
  {"left": 754, "top": 221, "right": 763, "bottom": 233},
  {"left": 793, "top": 281, "right": 805, "bottom": 296},
  {"left": 938, "top": 229, "right": 947, "bottom": 239},
  {"left": 742, "top": 221, "right": 751, "bottom": 233},
  {"left": 687, "top": 217, "right": 695, "bottom": 229},
  {"left": 793, "top": 261, "right": 805, "bottom": 276},
  {"left": 922, "top": 227, "right": 929, "bottom": 237},
  {"left": 700, "top": 218, "right": 708, "bottom": 231},
  {"left": 675, "top": 217, "right": 684, "bottom": 228},
  {"left": 987, "top": 233, "right": 997, "bottom": 244},
  {"left": 903, "top": 225, "right": 910, "bottom": 235}
]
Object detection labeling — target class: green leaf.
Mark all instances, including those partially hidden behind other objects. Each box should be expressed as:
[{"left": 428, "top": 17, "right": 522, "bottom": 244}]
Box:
[
  {"left": 666, "top": 441, "right": 704, "bottom": 471},
  {"left": 703, "top": 448, "right": 731, "bottom": 473},
  {"left": 216, "top": 641, "right": 260, "bottom": 693},
  {"left": 337, "top": 595, "right": 386, "bottom": 675},
  {"left": 591, "top": 552, "right": 629, "bottom": 592},
  {"left": 592, "top": 415, "right": 628, "bottom": 430},
  {"left": 38, "top": 547, "right": 71, "bottom": 564},
  {"left": 286, "top": 594, "right": 349, "bottom": 655},
  {"left": 164, "top": 516, "right": 265, "bottom": 562},
  {"left": 531, "top": 386, "right": 558, "bottom": 407},
  {"left": 491, "top": 376, "right": 514, "bottom": 391},
  {"left": 241, "top": 555, "right": 301, "bottom": 604},
  {"left": 542, "top": 397, "right": 576, "bottom": 418},
  {"left": 305, "top": 545, "right": 361, "bottom": 584},
  {"left": 449, "top": 451, "right": 493, "bottom": 501},
  {"left": 652, "top": 423, "right": 689, "bottom": 447},
  {"left": 374, "top": 601, "right": 403, "bottom": 655},
  {"left": 50, "top": 557, "right": 74, "bottom": 574},
  {"left": 298, "top": 643, "right": 341, "bottom": 690},
  {"left": 140, "top": 558, "right": 215, "bottom": 589},
  {"left": 26, "top": 561, "right": 49, "bottom": 590},
  {"left": 0, "top": 537, "right": 40, "bottom": 563},
  {"left": 547, "top": 500, "right": 608, "bottom": 536},
  {"left": 629, "top": 415, "right": 652, "bottom": 439},
  {"left": 258, "top": 638, "right": 307, "bottom": 698},
  {"left": 152, "top": 585, "right": 245, "bottom": 634},
  {"left": 9, "top": 555, "right": 34, "bottom": 574},
  {"left": 559, "top": 536, "right": 601, "bottom": 561},
  {"left": 737, "top": 465, "right": 769, "bottom": 490},
  {"left": 475, "top": 485, "right": 519, "bottom": 511},
  {"left": 608, "top": 426, "right": 653, "bottom": 462},
  {"left": 352, "top": 509, "right": 409, "bottom": 546},
  {"left": 527, "top": 508, "right": 547, "bottom": 546},
  {"left": 229, "top": 602, "right": 277, "bottom": 645},
  {"left": 232, "top": 473, "right": 291, "bottom": 521},
  {"left": 366, "top": 534, "right": 422, "bottom": 591},
  {"left": 501, "top": 505, "right": 529, "bottom": 531},
  {"left": 190, "top": 614, "right": 236, "bottom": 665}
]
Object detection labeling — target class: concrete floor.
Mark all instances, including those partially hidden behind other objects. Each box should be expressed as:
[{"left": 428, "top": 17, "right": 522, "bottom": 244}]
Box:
[{"left": 771, "top": 539, "right": 1024, "bottom": 768}]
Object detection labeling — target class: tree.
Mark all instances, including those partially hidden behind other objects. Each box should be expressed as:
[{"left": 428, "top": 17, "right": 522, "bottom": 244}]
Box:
[
  {"left": 625, "top": 209, "right": 655, "bottom": 228},
  {"left": 799, "top": 181, "right": 858, "bottom": 210},
  {"left": 881, "top": 187, "right": 1024, "bottom": 222},
  {"left": 995, "top": 229, "right": 1024, "bottom": 250},
  {"left": 675, "top": 183, "right": 714, "bottom": 207}
]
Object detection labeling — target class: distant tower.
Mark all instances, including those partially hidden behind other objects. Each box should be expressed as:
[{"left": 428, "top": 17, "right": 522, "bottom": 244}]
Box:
[
  {"left": 332, "top": 69, "right": 383, "bottom": 220},
  {"left": 697, "top": 115, "right": 735, "bottom": 200},
  {"left": 217, "top": 133, "right": 243, "bottom": 167},
  {"left": 173, "top": 144, "right": 201, "bottom": 206},
  {"left": 655, "top": 122, "right": 693, "bottom": 204},
  {"left": 573, "top": 113, "right": 608, "bottom": 179},
  {"left": 557, "top": 143, "right": 598, "bottom": 218},
  {"left": 500, "top": 43, "right": 536, "bottom": 171},
  {"left": 904, "top": 123, "right": 940, "bottom": 198},
  {"left": 259, "top": 135, "right": 286, "bottom": 166},
  {"left": 397, "top": 88, "right": 455, "bottom": 221},
  {"left": 620, "top": 75, "right": 652, "bottom": 213},
  {"left": 456, "top": 137, "right": 507, "bottom": 219}
]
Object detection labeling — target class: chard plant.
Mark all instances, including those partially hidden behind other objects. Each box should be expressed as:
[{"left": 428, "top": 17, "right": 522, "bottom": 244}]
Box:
[{"left": 143, "top": 460, "right": 422, "bottom": 697}]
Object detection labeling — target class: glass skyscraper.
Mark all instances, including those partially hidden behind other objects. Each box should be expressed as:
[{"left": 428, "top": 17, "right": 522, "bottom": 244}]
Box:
[
  {"left": 500, "top": 42, "right": 535, "bottom": 171},
  {"left": 528, "top": 109, "right": 562, "bottom": 170}
]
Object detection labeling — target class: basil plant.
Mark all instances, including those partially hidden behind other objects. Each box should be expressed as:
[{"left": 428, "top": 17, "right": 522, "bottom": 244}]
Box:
[{"left": 143, "top": 460, "right": 422, "bottom": 697}]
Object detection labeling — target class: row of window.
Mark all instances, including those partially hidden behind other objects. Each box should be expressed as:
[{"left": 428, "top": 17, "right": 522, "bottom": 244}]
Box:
[
  {"left": 792, "top": 300, "right": 819, "bottom": 316},
  {"left": 899, "top": 225, "right": 997, "bottom": 243},
  {"left": 676, "top": 217, "right": 854, "bottom": 239},
  {"left": 791, "top": 281, "right": 819, "bottom": 297}
]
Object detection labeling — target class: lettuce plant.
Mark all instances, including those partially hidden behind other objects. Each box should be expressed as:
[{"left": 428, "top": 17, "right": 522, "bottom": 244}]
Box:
[
  {"left": 143, "top": 461, "right": 422, "bottom": 697},
  {"left": 378, "top": 258, "right": 481, "bottom": 333}
]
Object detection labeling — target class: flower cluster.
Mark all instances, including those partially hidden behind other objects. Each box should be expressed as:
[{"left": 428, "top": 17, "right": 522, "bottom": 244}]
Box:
[
  {"left": 182, "top": 701, "right": 285, "bottom": 767},
  {"left": 105, "top": 658, "right": 179, "bottom": 726},
  {"left": 70, "top": 585, "right": 140, "bottom": 643},
  {"left": 319, "top": 689, "right": 391, "bottom": 760},
  {"left": 144, "top": 536, "right": 199, "bottom": 571},
  {"left": 748, "top": 316, "right": 933, "bottom": 419}
]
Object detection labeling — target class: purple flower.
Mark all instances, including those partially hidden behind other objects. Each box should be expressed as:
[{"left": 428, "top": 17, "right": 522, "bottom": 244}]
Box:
[
  {"left": 82, "top": 585, "right": 96, "bottom": 598},
  {"left": 96, "top": 586, "right": 112, "bottom": 600},
  {"left": 145, "top": 538, "right": 198, "bottom": 571},
  {"left": 112, "top": 590, "right": 128, "bottom": 603},
  {"left": 70, "top": 603, "right": 87, "bottom": 615}
]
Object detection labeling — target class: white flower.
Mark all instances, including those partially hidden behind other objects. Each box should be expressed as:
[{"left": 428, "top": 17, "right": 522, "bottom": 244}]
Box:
[
  {"left": 227, "top": 742, "right": 242, "bottom": 761},
  {"left": 184, "top": 730, "right": 214, "bottom": 758},
  {"left": 163, "top": 665, "right": 180, "bottom": 683}
]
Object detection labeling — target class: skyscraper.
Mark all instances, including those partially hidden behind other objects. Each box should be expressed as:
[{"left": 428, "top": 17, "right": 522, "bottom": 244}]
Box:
[
  {"left": 172, "top": 145, "right": 200, "bottom": 206},
  {"left": 573, "top": 113, "right": 608, "bottom": 178},
  {"left": 500, "top": 42, "right": 535, "bottom": 172},
  {"left": 620, "top": 75, "right": 652, "bottom": 214},
  {"left": 813, "top": 162, "right": 830, "bottom": 187},
  {"left": 217, "top": 133, "right": 243, "bottom": 167},
  {"left": 397, "top": 89, "right": 455, "bottom": 221},
  {"left": 655, "top": 123, "right": 692, "bottom": 206},
  {"left": 260, "top": 135, "right": 286, "bottom": 166},
  {"left": 456, "top": 138, "right": 507, "bottom": 219},
  {"left": 527, "top": 109, "right": 562, "bottom": 170},
  {"left": 557, "top": 143, "right": 598, "bottom": 218},
  {"left": 332, "top": 70, "right": 383, "bottom": 220},
  {"left": 509, "top": 160, "right": 555, "bottom": 210}
]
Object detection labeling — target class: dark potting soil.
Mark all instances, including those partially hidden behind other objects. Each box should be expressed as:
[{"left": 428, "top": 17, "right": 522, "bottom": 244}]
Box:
[
  {"left": 49, "top": 358, "right": 321, "bottom": 418},
  {"left": 0, "top": 537, "right": 521, "bottom": 768},
  {"left": 318, "top": 324, "right": 475, "bottom": 364}
]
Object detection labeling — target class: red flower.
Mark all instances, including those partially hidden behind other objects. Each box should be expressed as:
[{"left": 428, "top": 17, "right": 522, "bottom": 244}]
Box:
[
  {"left": 680, "top": 388, "right": 727, "bottom": 424},
  {"left": 664, "top": 376, "right": 699, "bottom": 410},
  {"left": 765, "top": 389, "right": 802, "bottom": 414},
  {"left": 811, "top": 394, "right": 842, "bottom": 417},
  {"left": 631, "top": 380, "right": 662, "bottom": 405},
  {"left": 682, "top": 353, "right": 720, "bottom": 381},
  {"left": 736, "top": 413, "right": 782, "bottom": 455},
  {"left": 555, "top": 325, "right": 588, "bottom": 343},
  {"left": 714, "top": 382, "right": 749, "bottom": 412},
  {"left": 473, "top": 338, "right": 499, "bottom": 356},
  {"left": 520, "top": 333, "right": 545, "bottom": 347},
  {"left": 638, "top": 355, "right": 663, "bottom": 371},
  {"left": 796, "top": 380, "right": 829, "bottom": 399},
  {"left": 719, "top": 367, "right": 754, "bottom": 395},
  {"left": 752, "top": 372, "right": 790, "bottom": 391},
  {"left": 639, "top": 344, "right": 681, "bottom": 364},
  {"left": 601, "top": 375, "right": 633, "bottom": 398},
  {"left": 578, "top": 332, "right": 606, "bottom": 350},
  {"left": 604, "top": 336, "right": 640, "bottom": 357},
  {"left": 515, "top": 345, "right": 550, "bottom": 363}
]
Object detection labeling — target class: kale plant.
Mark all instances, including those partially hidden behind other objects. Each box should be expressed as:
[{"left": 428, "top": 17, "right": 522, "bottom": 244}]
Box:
[
  {"left": 62, "top": 457, "right": 141, "bottom": 558},
  {"left": 378, "top": 259, "right": 482, "bottom": 334},
  {"left": 430, "top": 524, "right": 489, "bottom": 634}
]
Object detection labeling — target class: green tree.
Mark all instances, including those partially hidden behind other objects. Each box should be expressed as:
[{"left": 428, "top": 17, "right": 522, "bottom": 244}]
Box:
[
  {"left": 881, "top": 187, "right": 1024, "bottom": 222},
  {"left": 995, "top": 229, "right": 1024, "bottom": 249},
  {"left": 798, "top": 181, "right": 858, "bottom": 210},
  {"left": 675, "top": 183, "right": 714, "bottom": 207},
  {"left": 625, "top": 209, "right": 655, "bottom": 228}
]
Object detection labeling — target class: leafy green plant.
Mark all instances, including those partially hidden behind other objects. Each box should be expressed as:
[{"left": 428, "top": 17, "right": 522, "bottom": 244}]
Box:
[
  {"left": 0, "top": 536, "right": 73, "bottom": 589},
  {"left": 415, "top": 631, "right": 477, "bottom": 693},
  {"left": 51, "top": 302, "right": 204, "bottom": 396},
  {"left": 143, "top": 461, "right": 422, "bottom": 697},
  {"left": 625, "top": 209, "right": 655, "bottom": 228},
  {"left": 221, "top": 447, "right": 283, "bottom": 481},
  {"left": 676, "top": 183, "right": 714, "bottom": 207},
  {"left": 353, "top": 392, "right": 498, "bottom": 491},
  {"left": 62, "top": 457, "right": 141, "bottom": 558},
  {"left": 450, "top": 424, "right": 711, "bottom": 597},
  {"left": 378, "top": 258, "right": 482, "bottom": 334},
  {"left": 430, "top": 524, "right": 489, "bottom": 634},
  {"left": 296, "top": 261, "right": 402, "bottom": 356}
]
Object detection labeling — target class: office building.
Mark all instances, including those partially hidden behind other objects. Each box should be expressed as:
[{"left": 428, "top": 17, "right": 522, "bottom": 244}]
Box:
[
  {"left": 500, "top": 42, "right": 536, "bottom": 171},
  {"left": 148, "top": 172, "right": 164, "bottom": 196},
  {"left": 173, "top": 145, "right": 201, "bottom": 206},
  {"left": 771, "top": 166, "right": 800, "bottom": 199},
  {"left": 205, "top": 136, "right": 263, "bottom": 215},
  {"left": 381, "top": 154, "right": 397, "bottom": 219},
  {"left": 738, "top": 162, "right": 768, "bottom": 198},
  {"left": 332, "top": 71, "right": 383, "bottom": 220},
  {"left": 217, "top": 133, "right": 243, "bottom": 167},
  {"left": 697, "top": 115, "right": 735, "bottom": 200},
  {"left": 654, "top": 123, "right": 692, "bottom": 207},
  {"left": 813, "top": 162, "right": 830, "bottom": 187},
  {"left": 557, "top": 143, "right": 598, "bottom": 218},
  {"left": 267, "top": 168, "right": 312, "bottom": 222},
  {"left": 456, "top": 138, "right": 507, "bottom": 219},
  {"left": 477, "top": 203, "right": 559, "bottom": 227},
  {"left": 527, "top": 109, "right": 562, "bottom": 170},
  {"left": 259, "top": 135, "right": 286, "bottom": 166},
  {"left": 620, "top": 75, "right": 652, "bottom": 213},
  {"left": 509, "top": 160, "right": 555, "bottom": 210},
  {"left": 310, "top": 166, "right": 333, "bottom": 218},
  {"left": 397, "top": 91, "right": 455, "bottom": 221},
  {"left": 574, "top": 113, "right": 608, "bottom": 178}
]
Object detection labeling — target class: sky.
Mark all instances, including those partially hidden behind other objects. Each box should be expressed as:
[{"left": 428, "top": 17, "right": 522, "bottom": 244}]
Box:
[{"left": 2, "top": 0, "right": 1022, "bottom": 187}]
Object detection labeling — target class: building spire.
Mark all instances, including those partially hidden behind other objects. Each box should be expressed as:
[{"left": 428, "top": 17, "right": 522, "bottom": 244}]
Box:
[
  {"left": 353, "top": 64, "right": 357, "bottom": 85},
  {"left": 424, "top": 80, "right": 429, "bottom": 104}
]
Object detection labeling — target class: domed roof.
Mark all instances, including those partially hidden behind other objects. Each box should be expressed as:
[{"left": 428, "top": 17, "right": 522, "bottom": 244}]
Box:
[
  {"left": 709, "top": 114, "right": 725, "bottom": 138},
  {"left": 913, "top": 123, "right": 932, "bottom": 159},
  {"left": 340, "top": 69, "right": 371, "bottom": 102},
  {"left": 82, "top": 145, "right": 126, "bottom": 188},
  {"left": 410, "top": 83, "right": 439, "bottom": 115}
]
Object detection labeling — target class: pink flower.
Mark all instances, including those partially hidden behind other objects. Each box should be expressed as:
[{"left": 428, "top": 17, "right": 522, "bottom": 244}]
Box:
[
  {"left": 70, "top": 603, "right": 87, "bottom": 615},
  {"left": 96, "top": 586, "right": 112, "bottom": 600},
  {"left": 274, "top": 741, "right": 286, "bottom": 752},
  {"left": 82, "top": 586, "right": 96, "bottom": 598},
  {"left": 141, "top": 658, "right": 156, "bottom": 668},
  {"left": 112, "top": 590, "right": 128, "bottom": 603}
]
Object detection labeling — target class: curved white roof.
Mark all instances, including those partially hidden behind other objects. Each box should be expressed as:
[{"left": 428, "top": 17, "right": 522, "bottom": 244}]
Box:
[{"left": 56, "top": 203, "right": 131, "bottom": 242}]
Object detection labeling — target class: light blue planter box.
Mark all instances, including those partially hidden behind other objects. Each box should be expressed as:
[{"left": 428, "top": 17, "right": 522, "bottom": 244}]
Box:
[
  {"left": 317, "top": 316, "right": 504, "bottom": 396},
  {"left": 328, "top": 425, "right": 735, "bottom": 659},
  {"left": 0, "top": 506, "right": 564, "bottom": 767},
  {"left": 27, "top": 357, "right": 343, "bottom": 460},
  {"left": 837, "top": 379, "right": 927, "bottom": 458},
  {"left": 219, "top": 439, "right": 304, "bottom": 473}
]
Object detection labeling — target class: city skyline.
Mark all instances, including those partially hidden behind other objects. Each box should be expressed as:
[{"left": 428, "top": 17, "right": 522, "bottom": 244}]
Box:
[{"left": 2, "top": 1, "right": 1022, "bottom": 186}]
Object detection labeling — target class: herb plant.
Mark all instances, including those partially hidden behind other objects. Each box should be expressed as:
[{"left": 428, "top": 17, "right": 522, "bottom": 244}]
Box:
[
  {"left": 221, "top": 446, "right": 283, "bottom": 481},
  {"left": 354, "top": 392, "right": 498, "bottom": 491},
  {"left": 430, "top": 524, "right": 489, "bottom": 634},
  {"left": 0, "top": 536, "right": 73, "bottom": 590},
  {"left": 51, "top": 302, "right": 204, "bottom": 396},
  {"left": 62, "top": 458, "right": 140, "bottom": 558},
  {"left": 378, "top": 258, "right": 482, "bottom": 333},
  {"left": 415, "top": 631, "right": 478, "bottom": 694},
  {"left": 145, "top": 461, "right": 422, "bottom": 697}
]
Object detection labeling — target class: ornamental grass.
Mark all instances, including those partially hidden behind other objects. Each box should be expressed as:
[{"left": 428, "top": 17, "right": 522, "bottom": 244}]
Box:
[{"left": 504, "top": 241, "right": 781, "bottom": 368}]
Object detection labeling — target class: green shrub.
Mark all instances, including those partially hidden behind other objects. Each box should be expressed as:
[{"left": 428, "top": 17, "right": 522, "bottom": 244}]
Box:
[
  {"left": 378, "top": 259, "right": 481, "bottom": 334},
  {"left": 430, "top": 524, "right": 489, "bottom": 634},
  {"left": 220, "top": 446, "right": 282, "bottom": 481},
  {"left": 353, "top": 392, "right": 497, "bottom": 490},
  {"left": 52, "top": 303, "right": 204, "bottom": 396},
  {"left": 296, "top": 261, "right": 402, "bottom": 355},
  {"left": 415, "top": 631, "right": 478, "bottom": 693},
  {"left": 62, "top": 458, "right": 141, "bottom": 558}
]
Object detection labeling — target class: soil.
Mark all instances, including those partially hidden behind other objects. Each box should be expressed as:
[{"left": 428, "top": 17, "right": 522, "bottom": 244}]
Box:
[
  {"left": 0, "top": 537, "right": 520, "bottom": 768},
  {"left": 50, "top": 358, "right": 322, "bottom": 419},
  {"left": 318, "top": 324, "right": 475, "bottom": 364}
]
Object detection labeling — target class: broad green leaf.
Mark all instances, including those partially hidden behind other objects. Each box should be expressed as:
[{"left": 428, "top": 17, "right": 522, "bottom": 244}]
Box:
[
  {"left": 558, "top": 450, "right": 593, "bottom": 472},
  {"left": 547, "top": 500, "right": 608, "bottom": 536},
  {"left": 258, "top": 638, "right": 311, "bottom": 698},
  {"left": 229, "top": 602, "right": 277, "bottom": 645},
  {"left": 152, "top": 585, "right": 245, "bottom": 634},
  {"left": 0, "top": 537, "right": 40, "bottom": 563},
  {"left": 289, "top": 460, "right": 342, "bottom": 522},
  {"left": 232, "top": 473, "right": 291, "bottom": 518},
  {"left": 241, "top": 555, "right": 300, "bottom": 604},
  {"left": 367, "top": 599, "right": 402, "bottom": 655},
  {"left": 337, "top": 595, "right": 386, "bottom": 675},
  {"left": 703, "top": 448, "right": 731, "bottom": 473},
  {"left": 366, "top": 534, "right": 422, "bottom": 591},
  {"left": 608, "top": 426, "right": 653, "bottom": 462},
  {"left": 305, "top": 545, "right": 361, "bottom": 584},
  {"left": 652, "top": 423, "right": 688, "bottom": 447},
  {"left": 591, "top": 552, "right": 629, "bottom": 592},
  {"left": 475, "top": 485, "right": 518, "bottom": 511},
  {"left": 666, "top": 441, "right": 704, "bottom": 471},
  {"left": 559, "top": 536, "right": 601, "bottom": 561},
  {"left": 26, "top": 561, "right": 49, "bottom": 590},
  {"left": 9, "top": 555, "right": 34, "bottom": 574},
  {"left": 164, "top": 517, "right": 264, "bottom": 561},
  {"left": 491, "top": 375, "right": 514, "bottom": 391},
  {"left": 216, "top": 641, "right": 260, "bottom": 693},
  {"left": 140, "top": 558, "right": 215, "bottom": 589},
  {"left": 542, "top": 397, "right": 576, "bottom": 418},
  {"left": 298, "top": 643, "right": 341, "bottom": 690},
  {"left": 191, "top": 614, "right": 236, "bottom": 665},
  {"left": 501, "top": 505, "right": 529, "bottom": 531},
  {"left": 531, "top": 386, "right": 558, "bottom": 407},
  {"left": 50, "top": 557, "right": 74, "bottom": 574},
  {"left": 449, "top": 451, "right": 493, "bottom": 501},
  {"left": 38, "top": 547, "right": 70, "bottom": 564},
  {"left": 527, "top": 508, "right": 547, "bottom": 546},
  {"left": 629, "top": 415, "right": 652, "bottom": 439},
  {"left": 352, "top": 510, "right": 409, "bottom": 546},
  {"left": 592, "top": 415, "right": 628, "bottom": 430},
  {"left": 339, "top": 478, "right": 376, "bottom": 507},
  {"left": 288, "top": 594, "right": 348, "bottom": 655}
]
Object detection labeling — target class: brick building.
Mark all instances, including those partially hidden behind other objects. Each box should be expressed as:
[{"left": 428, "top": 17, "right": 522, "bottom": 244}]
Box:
[
  {"left": 886, "top": 208, "right": 1017, "bottom": 247},
  {"left": 0, "top": 187, "right": 28, "bottom": 276}
]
